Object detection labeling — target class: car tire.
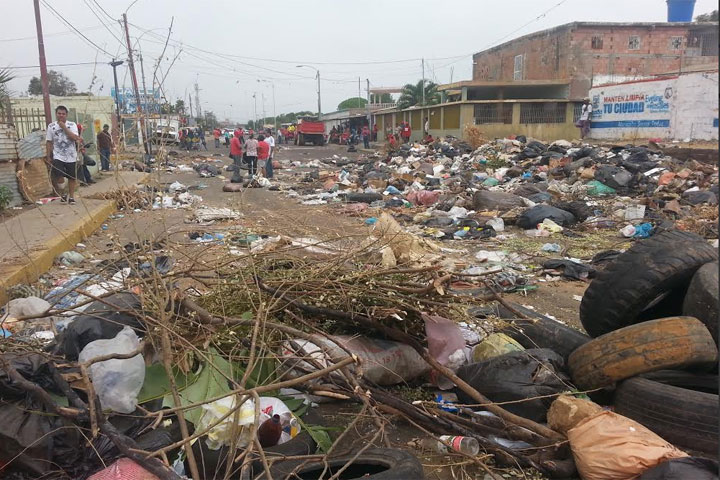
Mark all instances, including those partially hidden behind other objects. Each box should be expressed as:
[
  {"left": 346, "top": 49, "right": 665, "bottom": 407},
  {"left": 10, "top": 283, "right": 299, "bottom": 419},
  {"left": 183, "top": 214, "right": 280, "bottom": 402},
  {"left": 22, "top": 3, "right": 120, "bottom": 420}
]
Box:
[
  {"left": 580, "top": 230, "right": 717, "bottom": 337},
  {"left": 683, "top": 262, "right": 719, "bottom": 345},
  {"left": 261, "top": 448, "right": 424, "bottom": 480},
  {"left": 568, "top": 316, "right": 718, "bottom": 390},
  {"left": 615, "top": 376, "right": 718, "bottom": 455},
  {"left": 494, "top": 302, "right": 591, "bottom": 361}
]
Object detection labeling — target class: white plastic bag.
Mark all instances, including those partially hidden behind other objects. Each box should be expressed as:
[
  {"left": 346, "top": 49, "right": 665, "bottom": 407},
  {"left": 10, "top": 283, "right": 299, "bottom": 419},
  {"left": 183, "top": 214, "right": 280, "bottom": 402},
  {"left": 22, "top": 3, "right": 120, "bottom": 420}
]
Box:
[{"left": 78, "top": 326, "right": 145, "bottom": 414}]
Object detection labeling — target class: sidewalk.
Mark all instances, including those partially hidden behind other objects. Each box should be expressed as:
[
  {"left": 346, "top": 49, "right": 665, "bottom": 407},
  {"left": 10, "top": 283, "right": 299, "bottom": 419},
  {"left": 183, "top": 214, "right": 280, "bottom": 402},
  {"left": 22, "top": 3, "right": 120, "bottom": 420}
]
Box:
[{"left": 0, "top": 170, "right": 149, "bottom": 304}]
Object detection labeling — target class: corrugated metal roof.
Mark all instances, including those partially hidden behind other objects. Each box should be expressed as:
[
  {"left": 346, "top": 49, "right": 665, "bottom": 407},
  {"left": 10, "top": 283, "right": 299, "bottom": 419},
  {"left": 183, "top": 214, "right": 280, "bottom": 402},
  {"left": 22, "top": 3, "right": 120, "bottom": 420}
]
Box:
[
  {"left": 0, "top": 161, "right": 22, "bottom": 207},
  {"left": 0, "top": 124, "right": 19, "bottom": 163},
  {"left": 17, "top": 130, "right": 46, "bottom": 160}
]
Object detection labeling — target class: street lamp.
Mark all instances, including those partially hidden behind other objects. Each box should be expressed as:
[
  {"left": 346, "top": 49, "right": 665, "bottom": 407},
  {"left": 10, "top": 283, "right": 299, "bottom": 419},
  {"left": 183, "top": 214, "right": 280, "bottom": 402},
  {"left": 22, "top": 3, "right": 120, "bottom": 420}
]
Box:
[
  {"left": 296, "top": 65, "right": 321, "bottom": 118},
  {"left": 110, "top": 59, "right": 124, "bottom": 138},
  {"left": 258, "top": 79, "right": 276, "bottom": 133}
]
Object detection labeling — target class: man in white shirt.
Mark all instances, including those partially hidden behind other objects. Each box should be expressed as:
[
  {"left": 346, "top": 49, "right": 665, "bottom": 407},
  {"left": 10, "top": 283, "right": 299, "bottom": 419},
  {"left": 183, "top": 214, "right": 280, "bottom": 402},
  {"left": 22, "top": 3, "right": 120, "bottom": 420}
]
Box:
[
  {"left": 578, "top": 99, "right": 592, "bottom": 139},
  {"left": 264, "top": 130, "right": 275, "bottom": 179},
  {"left": 46, "top": 105, "right": 82, "bottom": 204}
]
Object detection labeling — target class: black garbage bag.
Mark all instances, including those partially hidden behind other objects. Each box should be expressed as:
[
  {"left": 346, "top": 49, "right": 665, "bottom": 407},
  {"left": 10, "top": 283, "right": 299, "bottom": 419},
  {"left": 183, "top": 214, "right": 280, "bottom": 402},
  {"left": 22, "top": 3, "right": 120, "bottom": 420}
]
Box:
[
  {"left": 639, "top": 458, "right": 719, "bottom": 480},
  {"left": 456, "top": 349, "right": 572, "bottom": 422},
  {"left": 0, "top": 354, "right": 82, "bottom": 477},
  {"left": 514, "top": 182, "right": 548, "bottom": 198},
  {"left": 526, "top": 140, "right": 547, "bottom": 153},
  {"left": 344, "top": 192, "right": 383, "bottom": 203},
  {"left": 683, "top": 190, "right": 718, "bottom": 205},
  {"left": 515, "top": 135, "right": 527, "bottom": 143},
  {"left": 517, "top": 205, "right": 576, "bottom": 229},
  {"left": 551, "top": 200, "right": 592, "bottom": 222},
  {"left": 543, "top": 259, "right": 596, "bottom": 280},
  {"left": 53, "top": 292, "right": 145, "bottom": 360},
  {"left": 595, "top": 165, "right": 633, "bottom": 189},
  {"left": 570, "top": 146, "right": 595, "bottom": 159},
  {"left": 527, "top": 192, "right": 553, "bottom": 203}
]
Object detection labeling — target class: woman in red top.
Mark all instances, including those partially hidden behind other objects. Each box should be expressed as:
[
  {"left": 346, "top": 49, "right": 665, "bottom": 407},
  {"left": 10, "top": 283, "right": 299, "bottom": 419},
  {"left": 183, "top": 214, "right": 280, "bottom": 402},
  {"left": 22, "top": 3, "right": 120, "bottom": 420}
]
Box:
[
  {"left": 257, "top": 134, "right": 270, "bottom": 177},
  {"left": 401, "top": 122, "right": 411, "bottom": 143}
]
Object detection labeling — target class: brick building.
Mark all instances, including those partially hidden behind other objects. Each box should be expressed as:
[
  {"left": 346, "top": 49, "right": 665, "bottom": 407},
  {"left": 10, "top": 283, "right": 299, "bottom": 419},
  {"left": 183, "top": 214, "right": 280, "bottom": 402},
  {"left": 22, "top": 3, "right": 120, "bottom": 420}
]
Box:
[{"left": 470, "top": 21, "right": 718, "bottom": 99}]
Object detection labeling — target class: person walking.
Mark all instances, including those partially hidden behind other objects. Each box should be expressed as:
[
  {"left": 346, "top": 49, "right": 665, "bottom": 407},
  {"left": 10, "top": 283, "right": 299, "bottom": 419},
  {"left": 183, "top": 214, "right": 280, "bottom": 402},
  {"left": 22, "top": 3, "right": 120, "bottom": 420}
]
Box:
[
  {"left": 263, "top": 131, "right": 275, "bottom": 179},
  {"left": 213, "top": 127, "right": 221, "bottom": 148},
  {"left": 372, "top": 123, "right": 378, "bottom": 141},
  {"left": 578, "top": 99, "right": 592, "bottom": 139},
  {"left": 45, "top": 105, "right": 82, "bottom": 204},
  {"left": 244, "top": 133, "right": 259, "bottom": 176},
  {"left": 96, "top": 124, "right": 113, "bottom": 171},
  {"left": 361, "top": 124, "right": 370, "bottom": 149},
  {"left": 199, "top": 128, "right": 207, "bottom": 150}
]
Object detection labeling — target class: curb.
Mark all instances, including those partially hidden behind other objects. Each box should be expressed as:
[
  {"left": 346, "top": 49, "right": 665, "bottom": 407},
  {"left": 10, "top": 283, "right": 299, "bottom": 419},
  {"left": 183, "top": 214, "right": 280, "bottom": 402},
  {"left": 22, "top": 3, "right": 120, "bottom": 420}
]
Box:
[{"left": 0, "top": 172, "right": 150, "bottom": 305}]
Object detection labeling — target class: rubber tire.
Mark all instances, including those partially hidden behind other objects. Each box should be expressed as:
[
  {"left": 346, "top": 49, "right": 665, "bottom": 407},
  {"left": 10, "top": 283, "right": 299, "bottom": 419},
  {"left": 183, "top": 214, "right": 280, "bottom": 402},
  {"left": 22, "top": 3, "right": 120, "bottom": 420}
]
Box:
[
  {"left": 683, "top": 262, "right": 719, "bottom": 345},
  {"left": 640, "top": 370, "right": 718, "bottom": 394},
  {"left": 495, "top": 302, "right": 591, "bottom": 361},
  {"left": 568, "top": 316, "right": 718, "bottom": 390},
  {"left": 615, "top": 376, "right": 718, "bottom": 455},
  {"left": 580, "top": 230, "right": 717, "bottom": 338},
  {"left": 262, "top": 448, "right": 424, "bottom": 480}
]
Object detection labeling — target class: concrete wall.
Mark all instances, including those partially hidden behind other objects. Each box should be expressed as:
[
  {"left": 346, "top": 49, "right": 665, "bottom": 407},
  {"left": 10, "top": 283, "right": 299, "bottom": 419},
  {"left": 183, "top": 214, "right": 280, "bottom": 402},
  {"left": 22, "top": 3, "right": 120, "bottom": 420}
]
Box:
[
  {"left": 589, "top": 71, "right": 718, "bottom": 140},
  {"left": 471, "top": 22, "right": 719, "bottom": 99}
]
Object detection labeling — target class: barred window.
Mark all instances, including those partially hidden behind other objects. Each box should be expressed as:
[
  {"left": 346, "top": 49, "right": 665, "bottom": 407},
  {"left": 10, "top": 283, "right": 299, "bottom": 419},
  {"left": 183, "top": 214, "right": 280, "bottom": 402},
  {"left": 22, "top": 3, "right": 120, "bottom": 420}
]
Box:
[
  {"left": 591, "top": 36, "right": 603, "bottom": 49},
  {"left": 520, "top": 103, "right": 567, "bottom": 124},
  {"left": 628, "top": 36, "right": 641, "bottom": 50},
  {"left": 669, "top": 36, "right": 683, "bottom": 50},
  {"left": 474, "top": 104, "right": 513, "bottom": 124}
]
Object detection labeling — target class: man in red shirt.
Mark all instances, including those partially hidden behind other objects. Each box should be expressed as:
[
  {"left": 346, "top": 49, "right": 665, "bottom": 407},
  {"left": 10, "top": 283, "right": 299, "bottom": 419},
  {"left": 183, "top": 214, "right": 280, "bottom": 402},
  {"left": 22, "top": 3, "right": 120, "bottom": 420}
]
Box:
[
  {"left": 372, "top": 123, "right": 378, "bottom": 141},
  {"left": 230, "top": 133, "right": 243, "bottom": 163},
  {"left": 401, "top": 122, "right": 411, "bottom": 143},
  {"left": 213, "top": 128, "right": 221, "bottom": 148},
  {"left": 361, "top": 125, "right": 370, "bottom": 149},
  {"left": 234, "top": 126, "right": 243, "bottom": 143},
  {"left": 257, "top": 134, "right": 270, "bottom": 178}
]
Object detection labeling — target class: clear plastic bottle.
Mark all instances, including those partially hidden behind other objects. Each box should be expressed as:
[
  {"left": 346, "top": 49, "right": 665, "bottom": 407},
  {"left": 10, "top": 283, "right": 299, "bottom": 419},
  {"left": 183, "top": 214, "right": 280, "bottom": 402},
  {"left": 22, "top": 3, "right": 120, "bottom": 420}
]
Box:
[{"left": 422, "top": 435, "right": 480, "bottom": 455}]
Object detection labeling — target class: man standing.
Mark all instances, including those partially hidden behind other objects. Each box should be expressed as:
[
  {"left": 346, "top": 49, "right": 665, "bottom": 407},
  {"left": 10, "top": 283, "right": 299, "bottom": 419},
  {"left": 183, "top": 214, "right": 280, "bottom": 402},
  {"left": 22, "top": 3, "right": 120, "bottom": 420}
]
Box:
[
  {"left": 213, "top": 127, "right": 221, "bottom": 148},
  {"left": 401, "top": 121, "right": 411, "bottom": 143},
  {"left": 579, "top": 99, "right": 592, "bottom": 139},
  {"left": 230, "top": 131, "right": 243, "bottom": 168},
  {"left": 361, "top": 124, "right": 370, "bottom": 149},
  {"left": 424, "top": 117, "right": 429, "bottom": 136},
  {"left": 244, "top": 133, "right": 259, "bottom": 177},
  {"left": 96, "top": 124, "right": 113, "bottom": 171},
  {"left": 263, "top": 131, "right": 275, "bottom": 179},
  {"left": 46, "top": 105, "right": 82, "bottom": 204}
]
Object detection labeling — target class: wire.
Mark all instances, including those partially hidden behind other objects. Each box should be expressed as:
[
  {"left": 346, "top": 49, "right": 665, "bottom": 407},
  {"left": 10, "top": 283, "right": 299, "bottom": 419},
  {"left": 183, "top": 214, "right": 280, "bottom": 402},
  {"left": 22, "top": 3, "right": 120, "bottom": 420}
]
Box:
[
  {"left": 83, "top": 0, "right": 126, "bottom": 48},
  {"left": 8, "top": 62, "right": 100, "bottom": 69},
  {"left": 0, "top": 25, "right": 107, "bottom": 42},
  {"left": 40, "top": 0, "right": 114, "bottom": 57}
]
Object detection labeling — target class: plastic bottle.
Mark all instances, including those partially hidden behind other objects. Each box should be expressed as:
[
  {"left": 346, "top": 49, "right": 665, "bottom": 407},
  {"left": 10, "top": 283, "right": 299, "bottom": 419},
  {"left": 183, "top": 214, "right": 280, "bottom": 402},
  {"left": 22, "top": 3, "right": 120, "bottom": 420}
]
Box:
[{"left": 422, "top": 435, "right": 480, "bottom": 455}]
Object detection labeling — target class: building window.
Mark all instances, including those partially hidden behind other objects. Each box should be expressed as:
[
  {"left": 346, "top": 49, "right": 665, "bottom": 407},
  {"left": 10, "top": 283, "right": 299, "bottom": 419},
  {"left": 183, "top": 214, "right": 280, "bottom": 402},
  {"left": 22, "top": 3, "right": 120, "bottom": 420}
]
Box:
[
  {"left": 513, "top": 54, "right": 524, "bottom": 81},
  {"left": 591, "top": 36, "right": 603, "bottom": 49},
  {"left": 520, "top": 103, "right": 567, "bottom": 124},
  {"left": 669, "top": 36, "right": 683, "bottom": 50},
  {"left": 687, "top": 31, "right": 719, "bottom": 56},
  {"left": 628, "top": 36, "right": 641, "bottom": 50},
  {"left": 474, "top": 104, "right": 513, "bottom": 124}
]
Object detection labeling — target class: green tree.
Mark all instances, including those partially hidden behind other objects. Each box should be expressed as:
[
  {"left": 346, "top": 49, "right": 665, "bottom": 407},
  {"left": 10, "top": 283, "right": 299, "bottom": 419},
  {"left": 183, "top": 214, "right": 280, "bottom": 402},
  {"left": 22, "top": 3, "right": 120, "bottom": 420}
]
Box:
[
  {"left": 0, "top": 68, "right": 14, "bottom": 113},
  {"left": 695, "top": 10, "right": 718, "bottom": 21},
  {"left": 370, "top": 93, "right": 393, "bottom": 104},
  {"left": 28, "top": 70, "right": 77, "bottom": 96},
  {"left": 337, "top": 97, "right": 367, "bottom": 110},
  {"left": 397, "top": 80, "right": 440, "bottom": 109},
  {"left": 174, "top": 99, "right": 185, "bottom": 114}
]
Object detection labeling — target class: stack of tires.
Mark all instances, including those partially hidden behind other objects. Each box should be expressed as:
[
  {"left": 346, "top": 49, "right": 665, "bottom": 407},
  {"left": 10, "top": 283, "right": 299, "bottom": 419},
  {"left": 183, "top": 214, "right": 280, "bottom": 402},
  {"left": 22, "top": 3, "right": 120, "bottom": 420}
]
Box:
[{"left": 569, "top": 230, "right": 718, "bottom": 455}]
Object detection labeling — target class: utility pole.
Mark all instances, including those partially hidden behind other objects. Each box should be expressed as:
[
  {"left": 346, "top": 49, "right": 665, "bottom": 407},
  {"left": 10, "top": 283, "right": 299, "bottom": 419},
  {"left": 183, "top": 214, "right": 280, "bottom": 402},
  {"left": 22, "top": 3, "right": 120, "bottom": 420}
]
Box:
[
  {"left": 33, "top": 0, "right": 52, "bottom": 125},
  {"left": 188, "top": 93, "right": 193, "bottom": 120},
  {"left": 138, "top": 51, "right": 152, "bottom": 149},
  {"left": 357, "top": 77, "right": 361, "bottom": 108},
  {"left": 110, "top": 59, "right": 124, "bottom": 141},
  {"left": 253, "top": 93, "right": 258, "bottom": 130},
  {"left": 261, "top": 92, "right": 266, "bottom": 128},
  {"left": 421, "top": 58, "right": 426, "bottom": 106},
  {"left": 366, "top": 78, "right": 371, "bottom": 134},
  {"left": 122, "top": 13, "right": 150, "bottom": 154},
  {"left": 194, "top": 80, "right": 201, "bottom": 119}
]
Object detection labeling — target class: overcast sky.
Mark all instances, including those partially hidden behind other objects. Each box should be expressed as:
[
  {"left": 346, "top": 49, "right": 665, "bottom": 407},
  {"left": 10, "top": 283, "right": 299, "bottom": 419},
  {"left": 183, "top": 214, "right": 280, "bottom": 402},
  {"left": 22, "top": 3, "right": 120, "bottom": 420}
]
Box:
[{"left": 2, "top": 0, "right": 717, "bottom": 123}]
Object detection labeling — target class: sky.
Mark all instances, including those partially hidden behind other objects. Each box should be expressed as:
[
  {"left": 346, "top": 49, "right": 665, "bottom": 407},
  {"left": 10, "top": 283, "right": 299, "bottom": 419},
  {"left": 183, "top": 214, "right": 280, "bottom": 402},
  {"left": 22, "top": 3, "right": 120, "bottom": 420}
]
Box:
[{"left": 2, "top": 0, "right": 718, "bottom": 123}]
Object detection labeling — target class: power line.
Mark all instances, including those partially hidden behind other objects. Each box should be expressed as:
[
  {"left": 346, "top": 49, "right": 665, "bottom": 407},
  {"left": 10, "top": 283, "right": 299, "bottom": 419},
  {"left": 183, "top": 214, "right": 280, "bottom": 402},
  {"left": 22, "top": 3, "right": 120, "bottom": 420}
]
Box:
[
  {"left": 0, "top": 25, "right": 106, "bottom": 42},
  {"left": 40, "top": 0, "right": 114, "bottom": 57},
  {"left": 8, "top": 61, "right": 99, "bottom": 69},
  {"left": 83, "top": 0, "right": 126, "bottom": 48}
]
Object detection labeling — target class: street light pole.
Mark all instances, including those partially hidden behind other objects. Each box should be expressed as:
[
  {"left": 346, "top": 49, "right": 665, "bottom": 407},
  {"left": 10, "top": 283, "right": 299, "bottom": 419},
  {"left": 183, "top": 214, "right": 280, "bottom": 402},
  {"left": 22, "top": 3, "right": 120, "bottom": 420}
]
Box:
[
  {"left": 258, "top": 79, "right": 277, "bottom": 132},
  {"left": 296, "top": 65, "right": 321, "bottom": 118},
  {"left": 110, "top": 60, "right": 124, "bottom": 141},
  {"left": 32, "top": 0, "right": 52, "bottom": 126}
]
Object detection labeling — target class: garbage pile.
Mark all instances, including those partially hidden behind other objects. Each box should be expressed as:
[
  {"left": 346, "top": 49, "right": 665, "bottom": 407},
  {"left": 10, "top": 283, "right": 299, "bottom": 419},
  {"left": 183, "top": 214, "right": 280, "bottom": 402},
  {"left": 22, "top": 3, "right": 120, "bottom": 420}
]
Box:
[{"left": 0, "top": 213, "right": 716, "bottom": 480}]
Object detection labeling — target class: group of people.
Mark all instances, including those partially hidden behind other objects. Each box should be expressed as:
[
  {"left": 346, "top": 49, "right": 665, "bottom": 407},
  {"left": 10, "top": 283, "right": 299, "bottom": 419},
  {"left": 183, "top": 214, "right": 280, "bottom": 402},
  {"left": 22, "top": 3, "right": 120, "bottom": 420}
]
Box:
[
  {"left": 44, "top": 105, "right": 116, "bottom": 204},
  {"left": 329, "top": 123, "right": 378, "bottom": 148},
  {"left": 227, "top": 127, "right": 276, "bottom": 179},
  {"left": 179, "top": 127, "right": 207, "bottom": 151},
  {"left": 386, "top": 118, "right": 435, "bottom": 150}
]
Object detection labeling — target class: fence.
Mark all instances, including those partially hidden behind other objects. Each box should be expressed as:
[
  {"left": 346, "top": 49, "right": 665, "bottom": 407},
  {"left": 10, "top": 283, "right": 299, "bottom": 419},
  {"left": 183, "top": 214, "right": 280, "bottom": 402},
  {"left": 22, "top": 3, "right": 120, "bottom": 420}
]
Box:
[
  {"left": 473, "top": 104, "right": 513, "bottom": 124},
  {"left": 0, "top": 106, "right": 47, "bottom": 139}
]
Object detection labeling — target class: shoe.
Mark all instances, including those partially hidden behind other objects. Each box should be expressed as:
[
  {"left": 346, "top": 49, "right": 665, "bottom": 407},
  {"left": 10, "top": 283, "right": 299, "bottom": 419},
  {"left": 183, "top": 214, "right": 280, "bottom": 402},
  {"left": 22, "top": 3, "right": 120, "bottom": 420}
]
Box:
[
  {"left": 68, "top": 198, "right": 76, "bottom": 205},
  {"left": 88, "top": 180, "right": 97, "bottom": 184},
  {"left": 60, "top": 195, "right": 67, "bottom": 202}
]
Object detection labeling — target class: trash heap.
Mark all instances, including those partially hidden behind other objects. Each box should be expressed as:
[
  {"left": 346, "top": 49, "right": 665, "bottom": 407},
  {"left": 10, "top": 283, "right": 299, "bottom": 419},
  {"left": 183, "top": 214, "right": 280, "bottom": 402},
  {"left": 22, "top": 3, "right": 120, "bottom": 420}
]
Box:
[{"left": 0, "top": 137, "right": 718, "bottom": 480}]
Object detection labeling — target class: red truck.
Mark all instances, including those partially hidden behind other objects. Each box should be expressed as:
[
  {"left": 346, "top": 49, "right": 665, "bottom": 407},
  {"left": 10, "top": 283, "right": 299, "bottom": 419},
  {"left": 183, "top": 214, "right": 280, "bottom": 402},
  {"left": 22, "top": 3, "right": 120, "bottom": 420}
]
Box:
[{"left": 294, "top": 116, "right": 325, "bottom": 146}]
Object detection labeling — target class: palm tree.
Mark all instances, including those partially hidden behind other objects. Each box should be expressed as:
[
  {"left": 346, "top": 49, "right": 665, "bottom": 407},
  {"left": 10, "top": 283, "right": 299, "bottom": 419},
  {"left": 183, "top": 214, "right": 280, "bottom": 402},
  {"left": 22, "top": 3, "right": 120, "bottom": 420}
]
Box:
[
  {"left": 0, "top": 68, "right": 14, "bottom": 115},
  {"left": 397, "top": 80, "right": 440, "bottom": 109}
]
